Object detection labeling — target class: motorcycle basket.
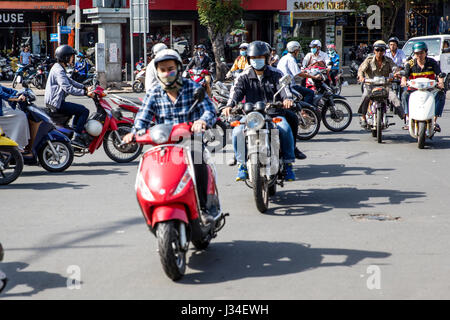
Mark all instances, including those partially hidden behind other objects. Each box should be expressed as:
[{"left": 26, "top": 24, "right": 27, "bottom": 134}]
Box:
[{"left": 369, "top": 87, "right": 388, "bottom": 101}]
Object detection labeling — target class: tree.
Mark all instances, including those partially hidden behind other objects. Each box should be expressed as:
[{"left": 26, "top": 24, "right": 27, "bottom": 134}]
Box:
[{"left": 197, "top": 0, "right": 244, "bottom": 81}]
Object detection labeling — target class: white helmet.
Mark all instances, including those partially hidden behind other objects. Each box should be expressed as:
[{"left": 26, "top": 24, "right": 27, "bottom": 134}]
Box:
[
  {"left": 154, "top": 49, "right": 183, "bottom": 66},
  {"left": 287, "top": 41, "right": 301, "bottom": 53},
  {"left": 239, "top": 43, "right": 249, "bottom": 49},
  {"left": 309, "top": 40, "right": 322, "bottom": 48},
  {"left": 152, "top": 43, "right": 168, "bottom": 56},
  {"left": 85, "top": 120, "right": 103, "bottom": 137}
]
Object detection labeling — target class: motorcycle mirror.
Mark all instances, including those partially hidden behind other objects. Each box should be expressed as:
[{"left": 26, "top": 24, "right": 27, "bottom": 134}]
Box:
[
  {"left": 193, "top": 87, "right": 206, "bottom": 103},
  {"left": 279, "top": 74, "right": 292, "bottom": 86}
]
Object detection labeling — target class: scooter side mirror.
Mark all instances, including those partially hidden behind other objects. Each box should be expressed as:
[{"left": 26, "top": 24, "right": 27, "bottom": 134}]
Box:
[{"left": 193, "top": 87, "right": 205, "bottom": 104}]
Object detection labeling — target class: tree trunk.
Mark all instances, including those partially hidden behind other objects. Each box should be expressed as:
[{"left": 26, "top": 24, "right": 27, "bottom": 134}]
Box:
[
  {"left": 207, "top": 26, "right": 227, "bottom": 81},
  {"left": 383, "top": 3, "right": 402, "bottom": 40}
]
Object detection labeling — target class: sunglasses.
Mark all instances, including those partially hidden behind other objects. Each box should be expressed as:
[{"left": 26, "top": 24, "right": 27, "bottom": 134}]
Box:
[{"left": 374, "top": 48, "right": 385, "bottom": 52}]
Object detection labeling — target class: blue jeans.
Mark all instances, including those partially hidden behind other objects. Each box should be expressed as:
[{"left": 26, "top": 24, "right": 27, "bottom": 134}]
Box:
[
  {"left": 58, "top": 101, "right": 89, "bottom": 135},
  {"left": 292, "top": 85, "right": 315, "bottom": 105},
  {"left": 232, "top": 116, "right": 295, "bottom": 164}
]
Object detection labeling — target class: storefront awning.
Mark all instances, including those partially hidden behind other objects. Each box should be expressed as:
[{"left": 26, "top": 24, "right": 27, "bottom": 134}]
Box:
[
  {"left": 148, "top": 0, "right": 286, "bottom": 11},
  {"left": 0, "top": 1, "right": 68, "bottom": 10}
]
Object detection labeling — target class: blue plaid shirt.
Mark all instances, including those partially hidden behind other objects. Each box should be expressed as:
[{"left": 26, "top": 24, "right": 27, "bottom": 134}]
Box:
[{"left": 133, "top": 79, "right": 216, "bottom": 133}]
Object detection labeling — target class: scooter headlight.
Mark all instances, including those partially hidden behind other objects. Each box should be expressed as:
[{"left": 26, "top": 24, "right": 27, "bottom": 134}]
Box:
[
  {"left": 173, "top": 168, "right": 191, "bottom": 196},
  {"left": 150, "top": 124, "right": 173, "bottom": 144},
  {"left": 246, "top": 112, "right": 265, "bottom": 130},
  {"left": 136, "top": 172, "right": 154, "bottom": 201}
]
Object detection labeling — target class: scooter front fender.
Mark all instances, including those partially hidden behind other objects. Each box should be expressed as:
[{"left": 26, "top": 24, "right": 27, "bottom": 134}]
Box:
[{"left": 151, "top": 204, "right": 189, "bottom": 228}]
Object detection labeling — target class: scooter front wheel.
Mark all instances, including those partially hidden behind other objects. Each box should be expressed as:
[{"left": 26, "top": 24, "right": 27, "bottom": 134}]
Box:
[
  {"left": 418, "top": 121, "right": 426, "bottom": 149},
  {"left": 251, "top": 161, "right": 269, "bottom": 213},
  {"left": 156, "top": 221, "right": 186, "bottom": 281},
  {"left": 38, "top": 141, "right": 74, "bottom": 172},
  {"left": 0, "top": 146, "right": 23, "bottom": 185},
  {"left": 132, "top": 81, "right": 144, "bottom": 93},
  {"left": 103, "top": 124, "right": 143, "bottom": 163}
]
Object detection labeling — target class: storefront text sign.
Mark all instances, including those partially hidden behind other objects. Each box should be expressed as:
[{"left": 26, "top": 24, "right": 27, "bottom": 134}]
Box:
[
  {"left": 287, "top": 0, "right": 353, "bottom": 12},
  {"left": 0, "top": 13, "right": 24, "bottom": 24}
]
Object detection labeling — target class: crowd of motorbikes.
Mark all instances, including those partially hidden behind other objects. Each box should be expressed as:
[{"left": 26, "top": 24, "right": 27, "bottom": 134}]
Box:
[{"left": 1, "top": 41, "right": 447, "bottom": 286}]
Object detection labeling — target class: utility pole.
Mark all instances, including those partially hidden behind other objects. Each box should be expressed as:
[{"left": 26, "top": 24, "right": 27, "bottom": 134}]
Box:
[
  {"left": 130, "top": 1, "right": 134, "bottom": 82},
  {"left": 75, "top": 0, "right": 80, "bottom": 51}
]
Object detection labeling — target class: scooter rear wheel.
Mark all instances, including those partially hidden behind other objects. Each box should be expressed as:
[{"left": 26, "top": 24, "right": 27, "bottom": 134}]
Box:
[
  {"left": 156, "top": 221, "right": 186, "bottom": 281},
  {"left": 132, "top": 81, "right": 144, "bottom": 93},
  {"left": 0, "top": 146, "right": 23, "bottom": 185}
]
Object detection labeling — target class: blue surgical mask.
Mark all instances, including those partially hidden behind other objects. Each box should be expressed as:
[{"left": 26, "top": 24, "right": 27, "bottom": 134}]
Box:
[
  {"left": 240, "top": 50, "right": 247, "bottom": 56},
  {"left": 250, "top": 58, "right": 265, "bottom": 70},
  {"left": 311, "top": 48, "right": 318, "bottom": 54}
]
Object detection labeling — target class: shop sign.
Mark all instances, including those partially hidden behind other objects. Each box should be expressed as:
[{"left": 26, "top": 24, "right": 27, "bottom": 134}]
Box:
[
  {"left": 50, "top": 33, "right": 59, "bottom": 42},
  {"left": 287, "top": 0, "right": 353, "bottom": 12},
  {"left": 0, "top": 13, "right": 25, "bottom": 24}
]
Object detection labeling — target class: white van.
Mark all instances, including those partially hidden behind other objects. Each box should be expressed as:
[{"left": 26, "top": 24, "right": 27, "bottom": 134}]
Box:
[{"left": 402, "top": 35, "right": 450, "bottom": 89}]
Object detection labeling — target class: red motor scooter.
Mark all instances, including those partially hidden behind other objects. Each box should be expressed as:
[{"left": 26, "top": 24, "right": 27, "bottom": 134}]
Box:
[
  {"left": 188, "top": 68, "right": 210, "bottom": 88},
  {"left": 131, "top": 90, "right": 228, "bottom": 281},
  {"left": 49, "top": 86, "right": 143, "bottom": 163}
]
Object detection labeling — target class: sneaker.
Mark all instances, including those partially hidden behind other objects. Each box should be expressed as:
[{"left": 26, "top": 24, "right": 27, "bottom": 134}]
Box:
[
  {"left": 235, "top": 164, "right": 248, "bottom": 181},
  {"left": 72, "top": 135, "right": 89, "bottom": 148},
  {"left": 285, "top": 163, "right": 295, "bottom": 181},
  {"left": 200, "top": 209, "right": 214, "bottom": 225},
  {"left": 227, "top": 157, "right": 237, "bottom": 166},
  {"left": 360, "top": 119, "right": 367, "bottom": 128},
  {"left": 294, "top": 147, "right": 307, "bottom": 160}
]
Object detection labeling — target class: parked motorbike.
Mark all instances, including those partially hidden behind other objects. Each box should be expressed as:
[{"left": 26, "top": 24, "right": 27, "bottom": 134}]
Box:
[
  {"left": 48, "top": 86, "right": 143, "bottom": 163},
  {"left": 18, "top": 82, "right": 74, "bottom": 172},
  {"left": 363, "top": 76, "right": 396, "bottom": 143},
  {"left": 187, "top": 68, "right": 210, "bottom": 89},
  {"left": 0, "top": 126, "right": 23, "bottom": 185},
  {"left": 130, "top": 87, "right": 228, "bottom": 280},
  {"left": 12, "top": 63, "right": 35, "bottom": 88},
  {"left": 407, "top": 77, "right": 444, "bottom": 149},
  {"left": 0, "top": 57, "right": 14, "bottom": 81},
  {"left": 132, "top": 68, "right": 146, "bottom": 93}
]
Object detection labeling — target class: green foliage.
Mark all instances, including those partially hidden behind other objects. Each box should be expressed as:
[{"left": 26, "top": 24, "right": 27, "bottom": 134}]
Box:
[{"left": 197, "top": 0, "right": 244, "bottom": 35}]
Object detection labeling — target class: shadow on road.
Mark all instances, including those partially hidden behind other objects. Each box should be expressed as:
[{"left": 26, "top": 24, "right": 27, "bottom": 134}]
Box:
[
  {"left": 181, "top": 240, "right": 390, "bottom": 284},
  {"left": 293, "top": 164, "right": 394, "bottom": 181},
  {"left": 70, "top": 161, "right": 139, "bottom": 167},
  {"left": 0, "top": 262, "right": 69, "bottom": 298},
  {"left": 267, "top": 187, "right": 425, "bottom": 216},
  {"left": 0, "top": 181, "right": 89, "bottom": 190}
]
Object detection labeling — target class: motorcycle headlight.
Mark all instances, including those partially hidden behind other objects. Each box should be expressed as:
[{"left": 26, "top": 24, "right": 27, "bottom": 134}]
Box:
[{"left": 246, "top": 112, "right": 265, "bottom": 130}]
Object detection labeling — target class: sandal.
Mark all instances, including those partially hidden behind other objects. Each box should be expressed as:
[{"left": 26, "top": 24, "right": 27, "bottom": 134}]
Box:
[
  {"left": 434, "top": 124, "right": 441, "bottom": 132},
  {"left": 402, "top": 125, "right": 409, "bottom": 130}
]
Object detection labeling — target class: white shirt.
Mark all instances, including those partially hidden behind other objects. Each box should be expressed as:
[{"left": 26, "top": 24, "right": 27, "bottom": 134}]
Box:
[
  {"left": 302, "top": 50, "right": 329, "bottom": 69},
  {"left": 145, "top": 60, "right": 158, "bottom": 92},
  {"left": 277, "top": 53, "right": 302, "bottom": 86}
]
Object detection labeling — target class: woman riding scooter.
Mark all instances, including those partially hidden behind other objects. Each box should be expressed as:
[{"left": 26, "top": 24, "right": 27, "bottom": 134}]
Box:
[{"left": 45, "top": 45, "right": 94, "bottom": 148}]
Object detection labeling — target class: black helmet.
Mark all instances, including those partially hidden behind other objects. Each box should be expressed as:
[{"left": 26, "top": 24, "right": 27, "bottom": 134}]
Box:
[
  {"left": 247, "top": 41, "right": 270, "bottom": 58},
  {"left": 55, "top": 45, "right": 76, "bottom": 64},
  {"left": 388, "top": 36, "right": 400, "bottom": 45}
]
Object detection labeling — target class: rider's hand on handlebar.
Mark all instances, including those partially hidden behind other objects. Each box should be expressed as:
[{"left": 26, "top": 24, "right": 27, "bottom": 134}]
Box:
[
  {"left": 283, "top": 99, "right": 294, "bottom": 109},
  {"left": 18, "top": 95, "right": 26, "bottom": 102},
  {"left": 122, "top": 132, "right": 135, "bottom": 144},
  {"left": 358, "top": 76, "right": 365, "bottom": 84},
  {"left": 222, "top": 106, "right": 232, "bottom": 117},
  {"left": 400, "top": 78, "right": 407, "bottom": 87},
  {"left": 191, "top": 120, "right": 207, "bottom": 133}
]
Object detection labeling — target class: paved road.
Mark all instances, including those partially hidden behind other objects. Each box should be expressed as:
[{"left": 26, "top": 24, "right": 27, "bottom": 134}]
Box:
[{"left": 1, "top": 84, "right": 450, "bottom": 299}]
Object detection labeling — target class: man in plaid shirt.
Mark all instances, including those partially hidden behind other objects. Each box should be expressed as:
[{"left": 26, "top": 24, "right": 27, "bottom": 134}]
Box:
[{"left": 123, "top": 49, "right": 217, "bottom": 224}]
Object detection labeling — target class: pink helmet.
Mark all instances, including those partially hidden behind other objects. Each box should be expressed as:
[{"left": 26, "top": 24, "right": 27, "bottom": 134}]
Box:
[{"left": 327, "top": 44, "right": 336, "bottom": 50}]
